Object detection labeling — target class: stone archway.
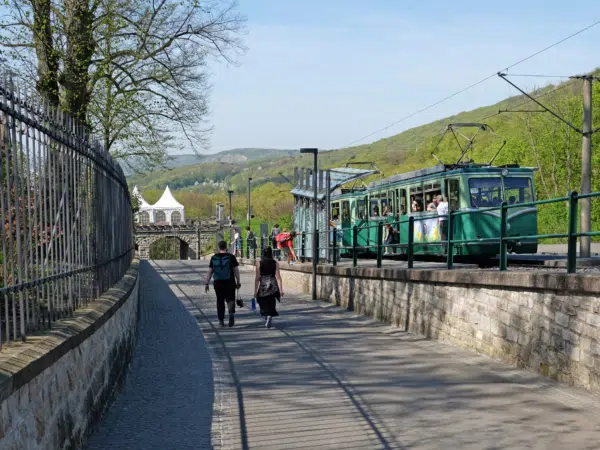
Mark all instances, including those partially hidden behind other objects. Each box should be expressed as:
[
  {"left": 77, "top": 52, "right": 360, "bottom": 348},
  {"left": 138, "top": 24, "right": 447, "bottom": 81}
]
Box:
[
  {"left": 149, "top": 236, "right": 192, "bottom": 260},
  {"left": 136, "top": 231, "right": 199, "bottom": 260}
]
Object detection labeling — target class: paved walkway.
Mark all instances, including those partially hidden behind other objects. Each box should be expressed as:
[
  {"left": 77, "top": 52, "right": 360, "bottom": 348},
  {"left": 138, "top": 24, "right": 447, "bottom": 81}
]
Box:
[{"left": 88, "top": 260, "right": 600, "bottom": 450}]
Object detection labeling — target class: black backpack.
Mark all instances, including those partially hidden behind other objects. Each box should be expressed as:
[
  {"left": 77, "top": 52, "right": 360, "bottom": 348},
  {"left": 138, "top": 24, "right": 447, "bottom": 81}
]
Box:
[{"left": 212, "top": 254, "right": 232, "bottom": 281}]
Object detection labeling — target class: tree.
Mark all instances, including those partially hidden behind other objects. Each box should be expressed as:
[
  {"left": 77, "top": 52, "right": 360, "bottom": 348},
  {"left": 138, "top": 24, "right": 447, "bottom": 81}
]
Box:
[{"left": 0, "top": 0, "right": 246, "bottom": 169}]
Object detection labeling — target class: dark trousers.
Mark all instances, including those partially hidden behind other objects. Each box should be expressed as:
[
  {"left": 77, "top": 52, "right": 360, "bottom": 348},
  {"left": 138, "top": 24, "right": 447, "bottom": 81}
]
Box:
[
  {"left": 440, "top": 220, "right": 449, "bottom": 254},
  {"left": 214, "top": 281, "right": 236, "bottom": 321}
]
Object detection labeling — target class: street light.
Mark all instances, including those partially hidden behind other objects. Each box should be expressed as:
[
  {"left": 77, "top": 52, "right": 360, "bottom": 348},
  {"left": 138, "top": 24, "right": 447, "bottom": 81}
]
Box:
[
  {"left": 300, "top": 148, "right": 318, "bottom": 300},
  {"left": 247, "top": 177, "right": 252, "bottom": 228}
]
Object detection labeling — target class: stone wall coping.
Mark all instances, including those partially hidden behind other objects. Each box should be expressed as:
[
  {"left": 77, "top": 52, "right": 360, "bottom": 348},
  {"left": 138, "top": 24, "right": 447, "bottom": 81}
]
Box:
[
  {"left": 0, "top": 260, "right": 140, "bottom": 404},
  {"left": 239, "top": 258, "right": 600, "bottom": 294}
]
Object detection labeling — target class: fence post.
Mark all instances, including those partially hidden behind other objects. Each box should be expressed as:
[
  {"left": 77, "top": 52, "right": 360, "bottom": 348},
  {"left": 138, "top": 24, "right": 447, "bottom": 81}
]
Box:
[
  {"left": 499, "top": 202, "right": 508, "bottom": 271},
  {"left": 260, "top": 235, "right": 264, "bottom": 258},
  {"left": 352, "top": 226, "right": 358, "bottom": 268},
  {"left": 567, "top": 191, "right": 578, "bottom": 274},
  {"left": 332, "top": 228, "right": 337, "bottom": 266},
  {"left": 407, "top": 216, "right": 414, "bottom": 269},
  {"left": 376, "top": 222, "right": 383, "bottom": 268},
  {"left": 301, "top": 232, "right": 306, "bottom": 263},
  {"left": 446, "top": 212, "right": 454, "bottom": 269}
]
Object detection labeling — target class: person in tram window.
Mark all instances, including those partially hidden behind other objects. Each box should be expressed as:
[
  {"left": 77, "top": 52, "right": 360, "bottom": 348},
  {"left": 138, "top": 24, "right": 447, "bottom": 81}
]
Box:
[
  {"left": 412, "top": 198, "right": 423, "bottom": 212},
  {"left": 427, "top": 196, "right": 440, "bottom": 212},
  {"left": 382, "top": 204, "right": 389, "bottom": 216},
  {"left": 372, "top": 205, "right": 380, "bottom": 217},
  {"left": 508, "top": 196, "right": 517, "bottom": 205}
]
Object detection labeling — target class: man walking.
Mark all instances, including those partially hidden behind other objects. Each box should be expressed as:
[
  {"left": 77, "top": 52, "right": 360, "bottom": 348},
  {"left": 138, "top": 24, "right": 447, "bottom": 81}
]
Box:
[{"left": 205, "top": 240, "right": 242, "bottom": 327}]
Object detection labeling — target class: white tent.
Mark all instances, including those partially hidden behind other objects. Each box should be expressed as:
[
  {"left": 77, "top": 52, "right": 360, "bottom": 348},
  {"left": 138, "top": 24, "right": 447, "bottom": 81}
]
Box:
[{"left": 134, "top": 185, "right": 185, "bottom": 225}]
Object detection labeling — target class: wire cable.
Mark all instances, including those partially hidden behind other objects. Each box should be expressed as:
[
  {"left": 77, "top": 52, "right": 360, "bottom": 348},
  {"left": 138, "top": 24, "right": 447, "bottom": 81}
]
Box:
[{"left": 344, "top": 18, "right": 600, "bottom": 148}]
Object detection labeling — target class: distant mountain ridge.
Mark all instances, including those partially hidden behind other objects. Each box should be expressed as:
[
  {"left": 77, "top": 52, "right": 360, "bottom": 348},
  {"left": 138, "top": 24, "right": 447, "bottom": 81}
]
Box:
[{"left": 122, "top": 148, "right": 298, "bottom": 175}]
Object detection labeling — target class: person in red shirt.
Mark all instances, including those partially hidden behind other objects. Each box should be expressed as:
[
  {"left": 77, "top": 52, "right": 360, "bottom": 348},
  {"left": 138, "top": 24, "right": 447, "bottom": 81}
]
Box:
[{"left": 276, "top": 230, "right": 298, "bottom": 265}]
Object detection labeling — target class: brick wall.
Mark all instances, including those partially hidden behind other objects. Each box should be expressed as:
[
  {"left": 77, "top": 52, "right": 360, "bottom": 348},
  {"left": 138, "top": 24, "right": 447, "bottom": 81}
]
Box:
[
  {"left": 0, "top": 262, "right": 140, "bottom": 449},
  {"left": 277, "top": 265, "right": 600, "bottom": 394}
]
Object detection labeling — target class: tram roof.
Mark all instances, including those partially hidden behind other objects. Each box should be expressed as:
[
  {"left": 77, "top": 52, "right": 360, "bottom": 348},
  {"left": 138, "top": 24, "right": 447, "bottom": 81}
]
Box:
[
  {"left": 367, "top": 164, "right": 535, "bottom": 189},
  {"left": 290, "top": 167, "right": 377, "bottom": 199}
]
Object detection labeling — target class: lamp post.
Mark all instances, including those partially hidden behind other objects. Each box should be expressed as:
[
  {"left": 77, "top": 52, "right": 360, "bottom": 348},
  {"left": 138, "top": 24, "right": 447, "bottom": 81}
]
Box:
[
  {"left": 247, "top": 178, "right": 252, "bottom": 228},
  {"left": 300, "top": 148, "right": 318, "bottom": 300}
]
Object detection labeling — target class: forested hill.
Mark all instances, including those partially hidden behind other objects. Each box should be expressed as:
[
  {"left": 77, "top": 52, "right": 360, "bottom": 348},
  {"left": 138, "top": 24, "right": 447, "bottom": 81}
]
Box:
[{"left": 129, "top": 73, "right": 600, "bottom": 233}]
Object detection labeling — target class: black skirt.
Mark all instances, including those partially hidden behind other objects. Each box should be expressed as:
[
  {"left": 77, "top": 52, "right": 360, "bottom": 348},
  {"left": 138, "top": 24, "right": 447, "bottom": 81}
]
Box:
[{"left": 257, "top": 295, "right": 279, "bottom": 317}]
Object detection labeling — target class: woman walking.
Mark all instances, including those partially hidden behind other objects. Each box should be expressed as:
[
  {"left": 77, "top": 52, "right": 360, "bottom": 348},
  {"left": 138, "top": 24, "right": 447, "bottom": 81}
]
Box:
[{"left": 254, "top": 247, "right": 283, "bottom": 328}]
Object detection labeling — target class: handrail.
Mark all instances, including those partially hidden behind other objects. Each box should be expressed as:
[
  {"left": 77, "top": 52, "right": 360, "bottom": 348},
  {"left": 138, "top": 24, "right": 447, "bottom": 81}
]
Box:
[{"left": 289, "top": 190, "right": 598, "bottom": 273}]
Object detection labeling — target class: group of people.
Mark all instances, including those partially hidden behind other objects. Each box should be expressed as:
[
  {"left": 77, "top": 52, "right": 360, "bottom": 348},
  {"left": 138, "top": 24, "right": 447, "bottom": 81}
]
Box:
[
  {"left": 230, "top": 226, "right": 299, "bottom": 264},
  {"left": 205, "top": 239, "right": 285, "bottom": 329},
  {"left": 383, "top": 194, "right": 449, "bottom": 255}
]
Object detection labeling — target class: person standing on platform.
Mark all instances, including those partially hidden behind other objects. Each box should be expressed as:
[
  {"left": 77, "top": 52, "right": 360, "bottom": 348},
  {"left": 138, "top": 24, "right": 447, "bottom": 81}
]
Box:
[
  {"left": 205, "top": 240, "right": 241, "bottom": 327},
  {"left": 231, "top": 229, "right": 242, "bottom": 257},
  {"left": 437, "top": 195, "right": 449, "bottom": 255},
  {"left": 254, "top": 247, "right": 283, "bottom": 328},
  {"left": 246, "top": 226, "right": 256, "bottom": 259}
]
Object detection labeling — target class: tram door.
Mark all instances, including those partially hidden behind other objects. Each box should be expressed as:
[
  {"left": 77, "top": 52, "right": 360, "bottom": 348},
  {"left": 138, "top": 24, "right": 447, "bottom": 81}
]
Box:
[
  {"left": 444, "top": 178, "right": 461, "bottom": 252},
  {"left": 341, "top": 200, "right": 352, "bottom": 252}
]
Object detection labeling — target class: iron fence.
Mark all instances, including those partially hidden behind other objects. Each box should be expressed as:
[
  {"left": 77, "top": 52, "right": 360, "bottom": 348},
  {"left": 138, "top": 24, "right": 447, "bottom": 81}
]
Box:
[{"left": 0, "top": 76, "right": 133, "bottom": 345}]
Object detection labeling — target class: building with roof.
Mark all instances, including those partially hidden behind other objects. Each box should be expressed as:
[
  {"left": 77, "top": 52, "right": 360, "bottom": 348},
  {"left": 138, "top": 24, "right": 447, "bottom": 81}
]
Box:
[{"left": 133, "top": 185, "right": 185, "bottom": 225}]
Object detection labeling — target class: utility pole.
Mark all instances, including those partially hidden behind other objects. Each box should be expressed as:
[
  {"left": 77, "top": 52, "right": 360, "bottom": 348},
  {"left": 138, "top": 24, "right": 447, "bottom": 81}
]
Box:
[
  {"left": 581, "top": 76, "right": 593, "bottom": 258},
  {"left": 247, "top": 178, "right": 252, "bottom": 228},
  {"left": 228, "top": 189, "right": 234, "bottom": 251}
]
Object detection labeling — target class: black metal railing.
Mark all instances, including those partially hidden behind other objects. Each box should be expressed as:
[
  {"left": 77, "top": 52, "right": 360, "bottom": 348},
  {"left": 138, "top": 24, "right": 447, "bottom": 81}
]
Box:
[{"left": 0, "top": 76, "right": 133, "bottom": 345}]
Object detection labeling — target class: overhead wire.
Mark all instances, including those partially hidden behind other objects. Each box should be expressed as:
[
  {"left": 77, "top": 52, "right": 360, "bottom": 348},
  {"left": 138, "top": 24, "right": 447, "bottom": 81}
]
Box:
[
  {"left": 378, "top": 77, "right": 580, "bottom": 159},
  {"left": 343, "top": 18, "right": 600, "bottom": 149}
]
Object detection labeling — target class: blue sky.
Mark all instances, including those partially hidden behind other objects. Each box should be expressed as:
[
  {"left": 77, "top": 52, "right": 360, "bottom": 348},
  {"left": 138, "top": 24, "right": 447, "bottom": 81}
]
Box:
[{"left": 201, "top": 0, "right": 600, "bottom": 153}]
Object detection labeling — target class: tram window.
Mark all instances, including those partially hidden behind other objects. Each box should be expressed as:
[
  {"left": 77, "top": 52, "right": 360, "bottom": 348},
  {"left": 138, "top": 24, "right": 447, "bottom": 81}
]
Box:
[
  {"left": 409, "top": 185, "right": 424, "bottom": 212},
  {"left": 341, "top": 201, "right": 350, "bottom": 220},
  {"left": 504, "top": 177, "right": 533, "bottom": 204},
  {"left": 370, "top": 199, "right": 381, "bottom": 217},
  {"left": 445, "top": 179, "right": 460, "bottom": 210},
  {"left": 381, "top": 198, "right": 389, "bottom": 215},
  {"left": 386, "top": 190, "right": 395, "bottom": 215},
  {"left": 331, "top": 202, "right": 340, "bottom": 218},
  {"left": 469, "top": 178, "right": 502, "bottom": 207},
  {"left": 398, "top": 189, "right": 407, "bottom": 215},
  {"left": 357, "top": 199, "right": 366, "bottom": 220},
  {"left": 424, "top": 182, "right": 442, "bottom": 210}
]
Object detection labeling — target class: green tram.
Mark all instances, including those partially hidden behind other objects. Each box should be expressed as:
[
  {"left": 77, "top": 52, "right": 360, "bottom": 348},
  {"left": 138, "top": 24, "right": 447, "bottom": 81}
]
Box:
[{"left": 329, "top": 163, "right": 538, "bottom": 258}]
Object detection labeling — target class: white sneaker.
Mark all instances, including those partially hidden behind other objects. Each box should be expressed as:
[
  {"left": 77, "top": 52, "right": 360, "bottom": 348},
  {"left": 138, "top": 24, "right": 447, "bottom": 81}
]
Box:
[{"left": 265, "top": 316, "right": 272, "bottom": 328}]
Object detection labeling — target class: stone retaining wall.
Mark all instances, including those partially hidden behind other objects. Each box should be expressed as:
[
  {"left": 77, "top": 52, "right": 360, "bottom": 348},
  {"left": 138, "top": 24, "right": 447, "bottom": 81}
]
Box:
[
  {"left": 0, "top": 260, "right": 140, "bottom": 450},
  {"left": 270, "top": 263, "right": 600, "bottom": 394}
]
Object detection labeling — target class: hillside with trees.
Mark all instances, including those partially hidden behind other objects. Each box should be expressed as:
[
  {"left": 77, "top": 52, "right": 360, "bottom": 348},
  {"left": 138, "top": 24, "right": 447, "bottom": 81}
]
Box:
[{"left": 130, "top": 74, "right": 600, "bottom": 237}]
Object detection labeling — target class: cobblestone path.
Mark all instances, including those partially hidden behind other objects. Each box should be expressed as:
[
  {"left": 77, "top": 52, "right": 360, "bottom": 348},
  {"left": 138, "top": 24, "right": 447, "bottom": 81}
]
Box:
[{"left": 88, "top": 260, "right": 600, "bottom": 450}]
